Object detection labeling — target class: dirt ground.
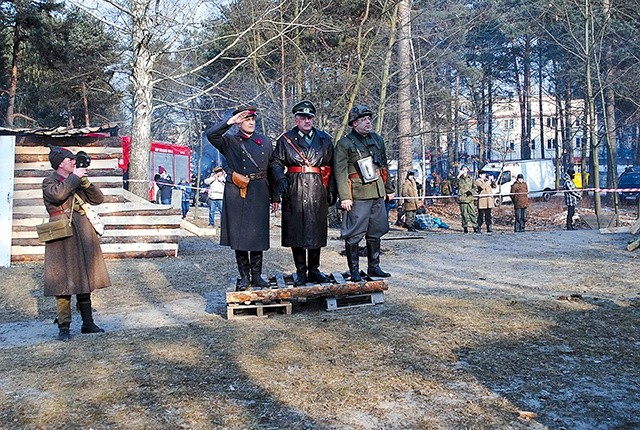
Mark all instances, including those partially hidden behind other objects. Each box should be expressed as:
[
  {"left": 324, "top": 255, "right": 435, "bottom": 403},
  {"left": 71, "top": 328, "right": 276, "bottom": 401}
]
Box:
[{"left": 0, "top": 198, "right": 638, "bottom": 430}]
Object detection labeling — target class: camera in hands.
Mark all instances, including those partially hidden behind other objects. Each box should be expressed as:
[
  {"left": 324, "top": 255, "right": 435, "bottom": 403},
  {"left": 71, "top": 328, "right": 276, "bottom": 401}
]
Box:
[{"left": 75, "top": 151, "right": 91, "bottom": 168}]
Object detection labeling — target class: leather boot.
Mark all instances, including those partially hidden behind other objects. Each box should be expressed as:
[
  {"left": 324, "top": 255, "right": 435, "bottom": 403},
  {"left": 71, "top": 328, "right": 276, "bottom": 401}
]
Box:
[
  {"left": 235, "top": 251, "right": 251, "bottom": 291},
  {"left": 366, "top": 238, "right": 390, "bottom": 278},
  {"left": 307, "top": 248, "right": 330, "bottom": 284},
  {"left": 292, "top": 247, "right": 308, "bottom": 286},
  {"left": 56, "top": 296, "right": 72, "bottom": 341},
  {"left": 345, "top": 243, "right": 363, "bottom": 282},
  {"left": 250, "top": 251, "right": 270, "bottom": 288},
  {"left": 487, "top": 224, "right": 493, "bottom": 233},
  {"left": 463, "top": 227, "right": 468, "bottom": 233},
  {"left": 77, "top": 295, "right": 104, "bottom": 334}
]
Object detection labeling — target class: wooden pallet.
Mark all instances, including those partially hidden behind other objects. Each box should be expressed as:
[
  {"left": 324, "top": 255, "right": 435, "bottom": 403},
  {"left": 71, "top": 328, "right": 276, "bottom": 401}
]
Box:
[
  {"left": 227, "top": 301, "right": 292, "bottom": 320},
  {"left": 326, "top": 292, "right": 385, "bottom": 311}
]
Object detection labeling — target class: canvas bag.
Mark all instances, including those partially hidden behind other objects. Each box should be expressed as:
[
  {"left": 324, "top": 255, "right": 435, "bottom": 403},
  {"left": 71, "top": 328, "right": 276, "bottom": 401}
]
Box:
[
  {"left": 36, "top": 199, "right": 75, "bottom": 243},
  {"left": 74, "top": 194, "right": 104, "bottom": 236}
]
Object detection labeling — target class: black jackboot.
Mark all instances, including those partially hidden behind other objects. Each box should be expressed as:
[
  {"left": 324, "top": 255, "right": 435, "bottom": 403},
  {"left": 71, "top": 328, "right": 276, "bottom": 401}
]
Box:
[
  {"left": 292, "top": 247, "right": 308, "bottom": 286},
  {"left": 235, "top": 251, "right": 251, "bottom": 291},
  {"left": 77, "top": 295, "right": 104, "bottom": 334},
  {"left": 307, "top": 248, "right": 330, "bottom": 284},
  {"left": 345, "top": 243, "right": 363, "bottom": 282},
  {"left": 250, "top": 251, "right": 270, "bottom": 288},
  {"left": 366, "top": 238, "right": 391, "bottom": 278}
]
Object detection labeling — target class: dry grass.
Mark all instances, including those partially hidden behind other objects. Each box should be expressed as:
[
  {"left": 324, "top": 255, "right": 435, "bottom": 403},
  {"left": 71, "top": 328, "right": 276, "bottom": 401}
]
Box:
[{"left": 0, "top": 200, "right": 638, "bottom": 429}]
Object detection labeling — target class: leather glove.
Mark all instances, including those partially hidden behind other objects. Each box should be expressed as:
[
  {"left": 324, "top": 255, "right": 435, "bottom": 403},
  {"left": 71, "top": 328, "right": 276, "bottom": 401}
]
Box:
[
  {"left": 80, "top": 177, "right": 91, "bottom": 189},
  {"left": 276, "top": 178, "right": 289, "bottom": 197},
  {"left": 465, "top": 191, "right": 473, "bottom": 197}
]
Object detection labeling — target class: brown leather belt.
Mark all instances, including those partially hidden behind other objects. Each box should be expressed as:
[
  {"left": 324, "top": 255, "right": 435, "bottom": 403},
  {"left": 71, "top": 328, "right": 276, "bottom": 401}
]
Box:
[
  {"left": 247, "top": 171, "right": 268, "bottom": 180},
  {"left": 288, "top": 166, "right": 321, "bottom": 174}
]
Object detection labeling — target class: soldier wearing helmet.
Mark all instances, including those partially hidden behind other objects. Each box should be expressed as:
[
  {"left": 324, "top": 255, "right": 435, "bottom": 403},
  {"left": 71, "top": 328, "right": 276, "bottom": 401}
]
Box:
[{"left": 334, "top": 104, "right": 395, "bottom": 282}]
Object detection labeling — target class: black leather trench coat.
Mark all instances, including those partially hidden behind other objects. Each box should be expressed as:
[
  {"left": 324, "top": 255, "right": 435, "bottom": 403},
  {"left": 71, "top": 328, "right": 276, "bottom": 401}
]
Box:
[{"left": 271, "top": 127, "right": 335, "bottom": 249}]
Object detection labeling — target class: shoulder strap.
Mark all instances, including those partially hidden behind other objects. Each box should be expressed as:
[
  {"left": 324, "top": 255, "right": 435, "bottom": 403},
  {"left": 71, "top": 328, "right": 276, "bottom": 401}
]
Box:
[
  {"left": 282, "top": 134, "right": 312, "bottom": 166},
  {"left": 239, "top": 142, "right": 261, "bottom": 171}
]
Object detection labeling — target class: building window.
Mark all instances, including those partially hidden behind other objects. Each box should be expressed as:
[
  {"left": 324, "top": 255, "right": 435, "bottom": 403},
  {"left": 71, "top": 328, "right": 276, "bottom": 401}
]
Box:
[
  {"left": 531, "top": 118, "right": 536, "bottom": 128},
  {"left": 505, "top": 119, "right": 514, "bottom": 130},
  {"left": 510, "top": 141, "right": 515, "bottom": 150},
  {"left": 546, "top": 117, "right": 557, "bottom": 128},
  {"left": 575, "top": 117, "right": 582, "bottom": 127},
  {"left": 576, "top": 137, "right": 582, "bottom": 147},
  {"left": 531, "top": 139, "right": 536, "bottom": 150},
  {"left": 547, "top": 138, "right": 555, "bottom": 149}
]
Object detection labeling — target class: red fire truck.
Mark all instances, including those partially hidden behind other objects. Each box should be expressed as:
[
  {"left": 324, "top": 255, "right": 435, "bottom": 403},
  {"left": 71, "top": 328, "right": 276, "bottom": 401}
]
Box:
[{"left": 119, "top": 136, "right": 191, "bottom": 202}]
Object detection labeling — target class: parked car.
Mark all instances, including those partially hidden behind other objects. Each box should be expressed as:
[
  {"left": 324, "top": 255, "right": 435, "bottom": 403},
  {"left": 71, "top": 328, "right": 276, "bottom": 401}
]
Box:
[{"left": 617, "top": 167, "right": 640, "bottom": 204}]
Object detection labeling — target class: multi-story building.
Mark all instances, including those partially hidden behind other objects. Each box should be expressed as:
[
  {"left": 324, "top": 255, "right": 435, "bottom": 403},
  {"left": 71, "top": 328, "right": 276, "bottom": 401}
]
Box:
[{"left": 462, "top": 96, "right": 587, "bottom": 163}]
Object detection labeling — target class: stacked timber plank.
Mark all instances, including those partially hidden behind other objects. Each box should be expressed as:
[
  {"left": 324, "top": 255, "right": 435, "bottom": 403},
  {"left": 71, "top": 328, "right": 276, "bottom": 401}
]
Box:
[{"left": 10, "top": 132, "right": 181, "bottom": 262}]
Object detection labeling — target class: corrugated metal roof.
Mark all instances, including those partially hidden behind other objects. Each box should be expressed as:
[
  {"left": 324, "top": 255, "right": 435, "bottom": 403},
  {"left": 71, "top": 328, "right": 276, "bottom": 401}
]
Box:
[{"left": 0, "top": 123, "right": 119, "bottom": 137}]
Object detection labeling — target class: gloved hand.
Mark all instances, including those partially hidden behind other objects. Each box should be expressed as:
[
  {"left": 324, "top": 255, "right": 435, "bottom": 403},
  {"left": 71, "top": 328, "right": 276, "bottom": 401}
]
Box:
[
  {"left": 80, "top": 176, "right": 91, "bottom": 189},
  {"left": 276, "top": 178, "right": 289, "bottom": 197},
  {"left": 465, "top": 191, "right": 472, "bottom": 197}
]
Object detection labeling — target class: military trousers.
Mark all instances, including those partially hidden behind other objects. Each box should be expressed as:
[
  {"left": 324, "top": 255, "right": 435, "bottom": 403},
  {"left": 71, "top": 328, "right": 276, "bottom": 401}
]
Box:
[
  {"left": 341, "top": 198, "right": 389, "bottom": 245},
  {"left": 459, "top": 203, "right": 478, "bottom": 228}
]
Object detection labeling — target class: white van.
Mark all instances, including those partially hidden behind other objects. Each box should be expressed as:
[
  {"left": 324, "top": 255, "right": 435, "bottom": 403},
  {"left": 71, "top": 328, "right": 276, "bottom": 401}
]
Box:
[{"left": 481, "top": 159, "right": 557, "bottom": 205}]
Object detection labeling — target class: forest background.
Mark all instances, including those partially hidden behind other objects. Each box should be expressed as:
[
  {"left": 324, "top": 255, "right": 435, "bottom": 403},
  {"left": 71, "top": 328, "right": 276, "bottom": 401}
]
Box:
[{"left": 1, "top": 0, "right": 640, "bottom": 206}]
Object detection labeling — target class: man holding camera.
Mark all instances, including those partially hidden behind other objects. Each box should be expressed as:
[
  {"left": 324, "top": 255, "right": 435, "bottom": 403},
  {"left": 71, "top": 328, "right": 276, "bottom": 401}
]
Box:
[{"left": 43, "top": 147, "right": 110, "bottom": 341}]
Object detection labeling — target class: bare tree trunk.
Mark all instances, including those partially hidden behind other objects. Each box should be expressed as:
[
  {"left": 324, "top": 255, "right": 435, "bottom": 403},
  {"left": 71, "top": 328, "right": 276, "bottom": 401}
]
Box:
[
  {"left": 128, "top": 0, "right": 155, "bottom": 200},
  {"left": 6, "top": 22, "right": 21, "bottom": 127},
  {"left": 585, "top": 0, "right": 601, "bottom": 216},
  {"left": 538, "top": 43, "right": 545, "bottom": 159},
  {"left": 336, "top": 0, "right": 371, "bottom": 139},
  {"left": 396, "top": 0, "right": 412, "bottom": 183},
  {"left": 82, "top": 81, "right": 90, "bottom": 126},
  {"left": 375, "top": 3, "right": 399, "bottom": 133},
  {"left": 523, "top": 34, "right": 532, "bottom": 159}
]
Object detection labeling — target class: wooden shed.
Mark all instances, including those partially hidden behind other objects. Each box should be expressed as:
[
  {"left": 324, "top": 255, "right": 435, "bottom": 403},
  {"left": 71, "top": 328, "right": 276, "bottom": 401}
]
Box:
[{"left": 4, "top": 125, "right": 182, "bottom": 263}]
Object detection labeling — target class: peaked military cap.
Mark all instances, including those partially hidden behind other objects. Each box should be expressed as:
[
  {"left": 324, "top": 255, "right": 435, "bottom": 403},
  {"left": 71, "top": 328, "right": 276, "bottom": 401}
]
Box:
[
  {"left": 232, "top": 105, "right": 258, "bottom": 117},
  {"left": 292, "top": 100, "right": 316, "bottom": 117}
]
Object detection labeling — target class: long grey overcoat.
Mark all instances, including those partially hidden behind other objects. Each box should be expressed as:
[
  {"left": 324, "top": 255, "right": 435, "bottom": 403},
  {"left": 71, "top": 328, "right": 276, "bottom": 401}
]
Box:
[
  {"left": 206, "top": 120, "right": 274, "bottom": 251},
  {"left": 270, "top": 127, "right": 335, "bottom": 249},
  {"left": 42, "top": 172, "right": 111, "bottom": 297}
]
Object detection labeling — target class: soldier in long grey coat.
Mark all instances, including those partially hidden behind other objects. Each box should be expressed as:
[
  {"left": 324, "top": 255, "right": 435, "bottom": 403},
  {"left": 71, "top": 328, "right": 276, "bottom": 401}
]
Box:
[
  {"left": 206, "top": 106, "right": 275, "bottom": 290},
  {"left": 43, "top": 147, "right": 110, "bottom": 341},
  {"left": 271, "top": 100, "right": 336, "bottom": 286}
]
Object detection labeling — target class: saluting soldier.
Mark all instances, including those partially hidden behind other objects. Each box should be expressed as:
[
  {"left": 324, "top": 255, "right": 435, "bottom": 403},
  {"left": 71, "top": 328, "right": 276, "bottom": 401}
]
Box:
[
  {"left": 206, "top": 106, "right": 275, "bottom": 291},
  {"left": 271, "top": 100, "right": 336, "bottom": 286},
  {"left": 334, "top": 105, "right": 395, "bottom": 282}
]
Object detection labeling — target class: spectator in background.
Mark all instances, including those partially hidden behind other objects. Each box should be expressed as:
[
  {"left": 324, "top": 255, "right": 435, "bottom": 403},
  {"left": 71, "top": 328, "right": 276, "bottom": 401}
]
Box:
[
  {"left": 511, "top": 173, "right": 528, "bottom": 232},
  {"left": 457, "top": 165, "right": 479, "bottom": 233},
  {"left": 155, "top": 166, "right": 174, "bottom": 204},
  {"left": 563, "top": 168, "right": 582, "bottom": 230},
  {"left": 204, "top": 166, "right": 225, "bottom": 227},
  {"left": 401, "top": 170, "right": 420, "bottom": 232},
  {"left": 440, "top": 176, "right": 452, "bottom": 197},
  {"left": 432, "top": 171, "right": 441, "bottom": 197},
  {"left": 475, "top": 170, "right": 496, "bottom": 233},
  {"left": 177, "top": 178, "right": 192, "bottom": 219}
]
